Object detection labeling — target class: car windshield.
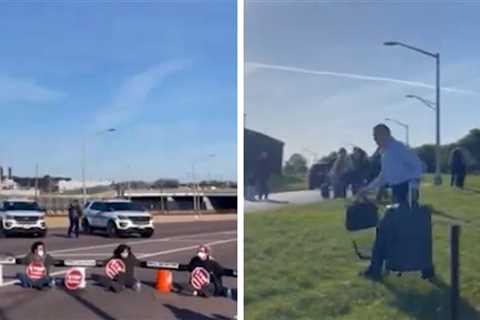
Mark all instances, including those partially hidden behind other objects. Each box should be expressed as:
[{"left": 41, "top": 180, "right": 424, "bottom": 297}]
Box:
[
  {"left": 4, "top": 202, "right": 41, "bottom": 211},
  {"left": 104, "top": 202, "right": 144, "bottom": 212}
]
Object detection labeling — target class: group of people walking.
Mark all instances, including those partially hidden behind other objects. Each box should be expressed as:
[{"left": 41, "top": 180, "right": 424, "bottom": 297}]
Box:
[
  {"left": 327, "top": 146, "right": 373, "bottom": 198},
  {"left": 320, "top": 140, "right": 468, "bottom": 200}
]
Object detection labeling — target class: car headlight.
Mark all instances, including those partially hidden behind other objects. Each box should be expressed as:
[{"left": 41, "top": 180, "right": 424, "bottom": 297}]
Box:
[
  {"left": 5, "top": 214, "right": 14, "bottom": 220},
  {"left": 117, "top": 215, "right": 129, "bottom": 220}
]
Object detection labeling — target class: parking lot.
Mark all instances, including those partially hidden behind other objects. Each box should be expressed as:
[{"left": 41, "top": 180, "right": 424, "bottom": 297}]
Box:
[{"left": 0, "top": 220, "right": 237, "bottom": 320}]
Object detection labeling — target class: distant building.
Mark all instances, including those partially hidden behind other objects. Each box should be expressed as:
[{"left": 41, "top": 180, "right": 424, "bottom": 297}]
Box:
[
  {"left": 244, "top": 128, "right": 284, "bottom": 179},
  {"left": 13, "top": 176, "right": 71, "bottom": 192},
  {"left": 58, "top": 180, "right": 112, "bottom": 192}
]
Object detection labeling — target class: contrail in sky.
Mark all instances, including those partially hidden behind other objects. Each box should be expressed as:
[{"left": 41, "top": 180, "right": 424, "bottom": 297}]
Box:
[{"left": 248, "top": 62, "right": 479, "bottom": 95}]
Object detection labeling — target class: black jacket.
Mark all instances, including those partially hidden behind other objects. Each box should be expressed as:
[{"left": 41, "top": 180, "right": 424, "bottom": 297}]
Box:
[
  {"left": 106, "top": 254, "right": 141, "bottom": 280},
  {"left": 68, "top": 205, "right": 83, "bottom": 219},
  {"left": 188, "top": 256, "right": 225, "bottom": 294}
]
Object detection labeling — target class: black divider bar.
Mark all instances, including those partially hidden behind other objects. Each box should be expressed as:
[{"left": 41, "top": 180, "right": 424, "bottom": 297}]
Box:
[{"left": 0, "top": 257, "right": 237, "bottom": 277}]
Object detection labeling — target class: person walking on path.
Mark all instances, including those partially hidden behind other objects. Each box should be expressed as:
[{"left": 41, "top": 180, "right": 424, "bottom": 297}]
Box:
[
  {"left": 255, "top": 152, "right": 271, "bottom": 200},
  {"left": 329, "top": 148, "right": 352, "bottom": 198},
  {"left": 449, "top": 147, "right": 467, "bottom": 189},
  {"left": 67, "top": 200, "right": 83, "bottom": 238}
]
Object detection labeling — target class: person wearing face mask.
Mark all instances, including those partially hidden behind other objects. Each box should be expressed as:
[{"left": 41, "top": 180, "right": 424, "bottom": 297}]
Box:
[
  {"left": 188, "top": 244, "right": 232, "bottom": 298},
  {"left": 93, "top": 244, "right": 142, "bottom": 292},
  {"left": 17, "top": 241, "right": 56, "bottom": 290}
]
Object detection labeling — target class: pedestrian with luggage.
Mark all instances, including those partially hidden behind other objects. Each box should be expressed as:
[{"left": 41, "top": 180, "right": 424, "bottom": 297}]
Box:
[
  {"left": 16, "top": 241, "right": 56, "bottom": 290},
  {"left": 67, "top": 200, "right": 83, "bottom": 238},
  {"left": 449, "top": 147, "right": 466, "bottom": 189},
  {"left": 356, "top": 124, "right": 423, "bottom": 280},
  {"left": 329, "top": 148, "right": 351, "bottom": 198},
  {"left": 349, "top": 147, "right": 370, "bottom": 195}
]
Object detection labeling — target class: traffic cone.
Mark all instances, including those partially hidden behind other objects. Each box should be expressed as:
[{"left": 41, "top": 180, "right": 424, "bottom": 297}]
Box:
[{"left": 155, "top": 270, "right": 172, "bottom": 293}]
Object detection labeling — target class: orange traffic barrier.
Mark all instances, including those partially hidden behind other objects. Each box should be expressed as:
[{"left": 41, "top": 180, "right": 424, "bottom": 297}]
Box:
[{"left": 155, "top": 270, "right": 172, "bottom": 292}]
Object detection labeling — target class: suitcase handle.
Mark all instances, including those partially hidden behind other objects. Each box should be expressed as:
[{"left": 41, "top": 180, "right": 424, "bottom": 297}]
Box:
[{"left": 352, "top": 240, "right": 371, "bottom": 260}]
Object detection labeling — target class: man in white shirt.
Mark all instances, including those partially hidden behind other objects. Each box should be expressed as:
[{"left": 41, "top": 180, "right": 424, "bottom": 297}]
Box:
[
  {"left": 358, "top": 124, "right": 423, "bottom": 280},
  {"left": 359, "top": 124, "right": 422, "bottom": 205}
]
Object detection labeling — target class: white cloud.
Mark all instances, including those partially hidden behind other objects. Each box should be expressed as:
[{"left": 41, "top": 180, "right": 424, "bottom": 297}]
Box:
[
  {"left": 0, "top": 75, "right": 65, "bottom": 104},
  {"left": 247, "top": 62, "right": 480, "bottom": 95},
  {"left": 94, "top": 60, "right": 190, "bottom": 130}
]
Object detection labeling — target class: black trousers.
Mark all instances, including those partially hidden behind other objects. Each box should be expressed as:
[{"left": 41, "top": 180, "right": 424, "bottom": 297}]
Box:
[
  {"left": 68, "top": 216, "right": 80, "bottom": 237},
  {"left": 92, "top": 273, "right": 137, "bottom": 292},
  {"left": 391, "top": 181, "right": 419, "bottom": 205}
]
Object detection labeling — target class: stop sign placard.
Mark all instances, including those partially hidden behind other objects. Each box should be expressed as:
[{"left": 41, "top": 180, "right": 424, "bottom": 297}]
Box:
[
  {"left": 190, "top": 267, "right": 210, "bottom": 290},
  {"left": 64, "top": 268, "right": 85, "bottom": 290},
  {"left": 105, "top": 259, "right": 125, "bottom": 279},
  {"left": 26, "top": 261, "right": 46, "bottom": 280}
]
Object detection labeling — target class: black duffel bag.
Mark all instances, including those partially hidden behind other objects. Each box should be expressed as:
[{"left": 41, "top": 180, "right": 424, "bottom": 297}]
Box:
[{"left": 345, "top": 198, "right": 379, "bottom": 231}]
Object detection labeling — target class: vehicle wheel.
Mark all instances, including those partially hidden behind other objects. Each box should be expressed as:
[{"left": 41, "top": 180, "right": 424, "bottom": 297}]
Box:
[
  {"left": 141, "top": 230, "right": 154, "bottom": 238},
  {"left": 0, "top": 222, "right": 6, "bottom": 238},
  {"left": 38, "top": 230, "right": 47, "bottom": 238},
  {"left": 82, "top": 219, "right": 92, "bottom": 235},
  {"left": 107, "top": 221, "right": 118, "bottom": 238}
]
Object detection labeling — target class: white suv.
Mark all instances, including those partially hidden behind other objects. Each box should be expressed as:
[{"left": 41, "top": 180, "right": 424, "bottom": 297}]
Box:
[
  {"left": 0, "top": 199, "right": 47, "bottom": 237},
  {"left": 83, "top": 199, "right": 154, "bottom": 238}
]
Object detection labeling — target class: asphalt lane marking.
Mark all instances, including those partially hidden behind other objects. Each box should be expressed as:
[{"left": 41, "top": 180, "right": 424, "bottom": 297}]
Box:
[
  {"left": 138, "top": 238, "right": 237, "bottom": 259},
  {"left": 0, "top": 238, "right": 237, "bottom": 288},
  {"left": 10, "top": 230, "right": 237, "bottom": 258}
]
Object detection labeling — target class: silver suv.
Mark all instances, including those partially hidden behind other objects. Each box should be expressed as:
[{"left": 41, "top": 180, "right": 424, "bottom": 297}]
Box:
[
  {"left": 0, "top": 199, "right": 47, "bottom": 237},
  {"left": 83, "top": 199, "right": 154, "bottom": 238}
]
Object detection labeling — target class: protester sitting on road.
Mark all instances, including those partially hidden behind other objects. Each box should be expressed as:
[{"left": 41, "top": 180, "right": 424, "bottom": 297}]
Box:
[
  {"left": 17, "top": 241, "right": 56, "bottom": 290},
  {"left": 93, "top": 244, "right": 142, "bottom": 293},
  {"left": 67, "top": 199, "right": 83, "bottom": 238},
  {"left": 356, "top": 124, "right": 423, "bottom": 280},
  {"left": 188, "top": 244, "right": 233, "bottom": 299},
  {"left": 449, "top": 147, "right": 466, "bottom": 189},
  {"left": 329, "top": 148, "right": 352, "bottom": 198}
]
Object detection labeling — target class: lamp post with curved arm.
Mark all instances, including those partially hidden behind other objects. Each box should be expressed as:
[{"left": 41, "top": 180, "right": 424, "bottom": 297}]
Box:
[
  {"left": 384, "top": 41, "right": 441, "bottom": 185},
  {"left": 82, "top": 128, "right": 117, "bottom": 204}
]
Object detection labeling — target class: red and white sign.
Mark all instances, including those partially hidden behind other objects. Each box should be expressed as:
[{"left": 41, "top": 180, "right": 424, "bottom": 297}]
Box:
[
  {"left": 64, "top": 268, "right": 85, "bottom": 290},
  {"left": 190, "top": 267, "right": 210, "bottom": 290},
  {"left": 26, "top": 261, "right": 46, "bottom": 280},
  {"left": 105, "top": 259, "right": 125, "bottom": 279}
]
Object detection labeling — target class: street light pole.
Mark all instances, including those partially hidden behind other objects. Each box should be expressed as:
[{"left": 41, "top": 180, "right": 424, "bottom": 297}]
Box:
[
  {"left": 385, "top": 118, "right": 410, "bottom": 146},
  {"left": 384, "top": 41, "right": 442, "bottom": 185},
  {"left": 303, "top": 147, "right": 318, "bottom": 165},
  {"left": 82, "top": 128, "right": 116, "bottom": 204},
  {"left": 191, "top": 154, "right": 216, "bottom": 214},
  {"left": 435, "top": 53, "right": 441, "bottom": 185}
]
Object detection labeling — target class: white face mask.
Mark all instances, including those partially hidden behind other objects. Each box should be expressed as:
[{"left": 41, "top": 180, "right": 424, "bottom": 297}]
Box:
[
  {"left": 197, "top": 252, "right": 207, "bottom": 261},
  {"left": 37, "top": 250, "right": 44, "bottom": 257},
  {"left": 121, "top": 252, "right": 129, "bottom": 259}
]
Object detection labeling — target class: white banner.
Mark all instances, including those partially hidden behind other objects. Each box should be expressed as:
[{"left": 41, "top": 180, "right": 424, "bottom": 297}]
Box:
[
  {"left": 64, "top": 259, "right": 96, "bottom": 267},
  {"left": 146, "top": 261, "right": 180, "bottom": 270}
]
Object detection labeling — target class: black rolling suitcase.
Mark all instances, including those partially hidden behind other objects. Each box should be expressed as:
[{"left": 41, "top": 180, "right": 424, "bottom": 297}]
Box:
[{"left": 383, "top": 204, "right": 434, "bottom": 276}]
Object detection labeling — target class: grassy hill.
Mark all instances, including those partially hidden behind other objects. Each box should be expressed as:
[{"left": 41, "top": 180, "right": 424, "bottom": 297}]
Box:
[{"left": 245, "top": 175, "right": 480, "bottom": 319}]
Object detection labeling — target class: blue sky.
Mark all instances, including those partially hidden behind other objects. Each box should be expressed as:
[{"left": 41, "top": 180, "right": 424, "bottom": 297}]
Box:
[
  {"left": 0, "top": 2, "right": 236, "bottom": 182},
  {"left": 246, "top": 2, "right": 480, "bottom": 164}
]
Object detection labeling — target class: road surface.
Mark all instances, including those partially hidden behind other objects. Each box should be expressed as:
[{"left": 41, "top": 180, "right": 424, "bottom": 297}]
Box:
[
  {"left": 245, "top": 190, "right": 325, "bottom": 212},
  {"left": 0, "top": 220, "right": 237, "bottom": 320}
]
